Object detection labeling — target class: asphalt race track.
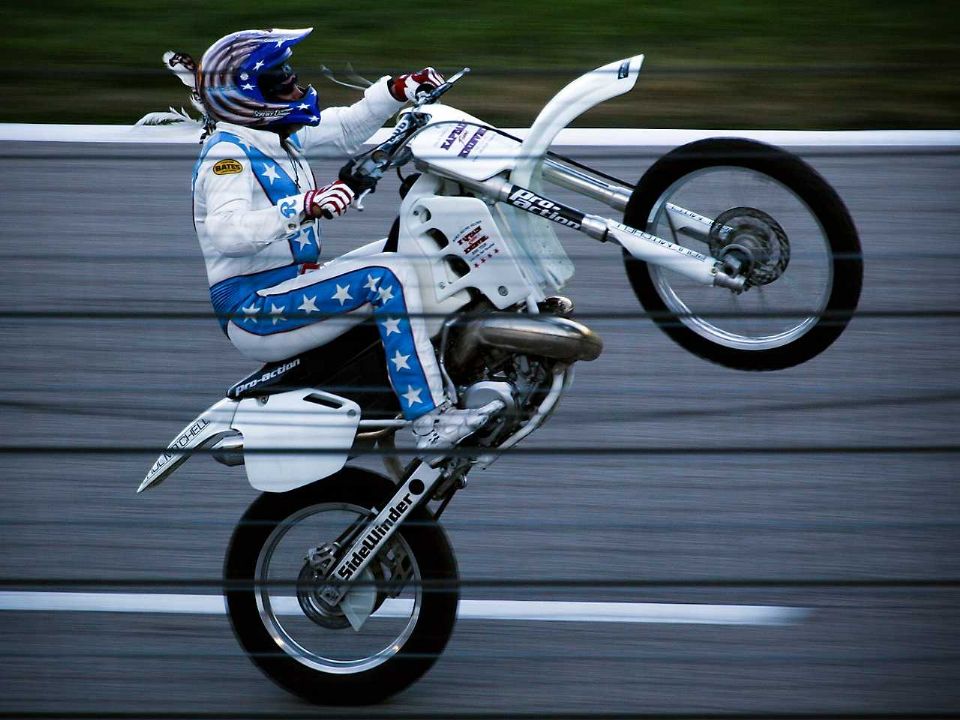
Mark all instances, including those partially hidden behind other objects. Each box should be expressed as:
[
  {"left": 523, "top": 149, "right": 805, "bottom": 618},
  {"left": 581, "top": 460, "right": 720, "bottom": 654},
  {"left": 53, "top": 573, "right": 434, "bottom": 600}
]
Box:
[{"left": 0, "top": 139, "right": 958, "bottom": 717}]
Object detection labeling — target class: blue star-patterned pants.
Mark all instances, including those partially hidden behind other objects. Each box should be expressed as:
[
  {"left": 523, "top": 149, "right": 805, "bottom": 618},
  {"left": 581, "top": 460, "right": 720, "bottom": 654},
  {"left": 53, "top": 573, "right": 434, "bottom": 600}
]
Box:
[{"left": 226, "top": 254, "right": 444, "bottom": 420}]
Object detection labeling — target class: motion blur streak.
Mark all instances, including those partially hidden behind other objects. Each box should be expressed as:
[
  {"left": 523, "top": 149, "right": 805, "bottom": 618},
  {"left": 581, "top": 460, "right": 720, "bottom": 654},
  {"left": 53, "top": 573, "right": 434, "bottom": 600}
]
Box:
[{"left": 0, "top": 140, "right": 957, "bottom": 714}]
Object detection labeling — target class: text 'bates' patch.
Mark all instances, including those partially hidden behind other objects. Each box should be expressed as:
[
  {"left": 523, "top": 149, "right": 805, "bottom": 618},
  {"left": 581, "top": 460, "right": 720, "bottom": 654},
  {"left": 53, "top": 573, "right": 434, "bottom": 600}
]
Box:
[{"left": 213, "top": 159, "right": 243, "bottom": 175}]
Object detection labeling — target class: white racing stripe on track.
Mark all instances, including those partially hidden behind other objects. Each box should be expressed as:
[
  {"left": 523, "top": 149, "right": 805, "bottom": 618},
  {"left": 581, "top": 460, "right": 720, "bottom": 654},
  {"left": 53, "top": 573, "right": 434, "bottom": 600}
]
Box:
[
  {"left": 0, "top": 592, "right": 807, "bottom": 626},
  {"left": 0, "top": 123, "right": 957, "bottom": 147}
]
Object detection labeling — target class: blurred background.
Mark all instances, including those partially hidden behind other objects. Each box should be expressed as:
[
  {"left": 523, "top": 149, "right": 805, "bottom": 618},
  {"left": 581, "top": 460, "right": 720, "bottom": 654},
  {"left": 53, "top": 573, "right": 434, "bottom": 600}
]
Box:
[
  {"left": 1, "top": 1, "right": 959, "bottom": 717},
  {"left": 4, "top": 0, "right": 959, "bottom": 128}
]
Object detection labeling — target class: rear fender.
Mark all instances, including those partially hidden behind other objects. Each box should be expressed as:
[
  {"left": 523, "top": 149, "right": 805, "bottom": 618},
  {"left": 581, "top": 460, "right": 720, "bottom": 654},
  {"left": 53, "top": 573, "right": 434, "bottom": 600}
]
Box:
[
  {"left": 137, "top": 399, "right": 239, "bottom": 493},
  {"left": 138, "top": 390, "right": 363, "bottom": 494}
]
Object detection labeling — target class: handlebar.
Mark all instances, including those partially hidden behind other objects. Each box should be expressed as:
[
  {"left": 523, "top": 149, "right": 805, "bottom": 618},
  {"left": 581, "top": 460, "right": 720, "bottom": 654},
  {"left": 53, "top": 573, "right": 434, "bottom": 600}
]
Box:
[
  {"left": 412, "top": 66, "right": 471, "bottom": 108},
  {"left": 346, "top": 67, "right": 470, "bottom": 211}
]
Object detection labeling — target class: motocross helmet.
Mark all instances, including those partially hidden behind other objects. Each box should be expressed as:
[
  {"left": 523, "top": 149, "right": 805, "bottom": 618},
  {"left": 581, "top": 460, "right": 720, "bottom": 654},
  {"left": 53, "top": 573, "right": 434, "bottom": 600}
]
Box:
[{"left": 198, "top": 28, "right": 322, "bottom": 130}]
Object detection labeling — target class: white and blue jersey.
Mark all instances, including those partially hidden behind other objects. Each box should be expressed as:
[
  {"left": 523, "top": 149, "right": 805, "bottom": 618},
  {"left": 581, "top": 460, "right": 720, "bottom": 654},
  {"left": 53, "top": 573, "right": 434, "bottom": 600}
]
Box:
[{"left": 192, "top": 79, "right": 445, "bottom": 419}]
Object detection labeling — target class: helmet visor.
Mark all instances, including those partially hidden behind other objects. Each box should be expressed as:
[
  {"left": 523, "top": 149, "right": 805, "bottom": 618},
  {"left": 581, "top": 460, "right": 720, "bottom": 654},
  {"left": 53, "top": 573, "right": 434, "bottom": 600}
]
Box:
[{"left": 258, "top": 62, "right": 299, "bottom": 100}]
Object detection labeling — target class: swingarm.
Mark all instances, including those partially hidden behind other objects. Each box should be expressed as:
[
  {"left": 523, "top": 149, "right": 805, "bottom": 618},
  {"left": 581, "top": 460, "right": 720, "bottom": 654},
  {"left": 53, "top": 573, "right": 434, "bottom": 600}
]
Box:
[{"left": 316, "top": 461, "right": 443, "bottom": 626}]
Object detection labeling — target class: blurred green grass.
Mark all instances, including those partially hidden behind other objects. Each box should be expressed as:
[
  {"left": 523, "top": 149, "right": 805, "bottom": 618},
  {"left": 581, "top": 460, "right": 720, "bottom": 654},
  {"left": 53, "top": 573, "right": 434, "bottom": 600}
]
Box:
[{"left": 4, "top": 0, "right": 958, "bottom": 128}]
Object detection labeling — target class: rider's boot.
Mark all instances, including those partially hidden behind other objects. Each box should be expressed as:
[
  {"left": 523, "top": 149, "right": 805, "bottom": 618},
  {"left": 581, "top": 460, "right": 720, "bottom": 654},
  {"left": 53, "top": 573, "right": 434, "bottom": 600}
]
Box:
[{"left": 413, "top": 399, "right": 504, "bottom": 455}]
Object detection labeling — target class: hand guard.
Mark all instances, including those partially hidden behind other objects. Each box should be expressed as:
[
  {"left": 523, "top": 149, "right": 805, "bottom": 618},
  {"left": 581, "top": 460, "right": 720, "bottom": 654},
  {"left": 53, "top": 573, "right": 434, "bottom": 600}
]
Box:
[
  {"left": 339, "top": 157, "right": 379, "bottom": 194},
  {"left": 389, "top": 67, "right": 446, "bottom": 103},
  {"left": 304, "top": 180, "right": 355, "bottom": 220}
]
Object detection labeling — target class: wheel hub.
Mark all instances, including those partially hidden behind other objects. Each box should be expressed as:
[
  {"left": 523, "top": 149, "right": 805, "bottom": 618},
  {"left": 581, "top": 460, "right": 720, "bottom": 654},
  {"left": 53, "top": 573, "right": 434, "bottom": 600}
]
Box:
[
  {"left": 297, "top": 545, "right": 352, "bottom": 629},
  {"left": 296, "top": 538, "right": 412, "bottom": 630},
  {"left": 709, "top": 207, "right": 790, "bottom": 289}
]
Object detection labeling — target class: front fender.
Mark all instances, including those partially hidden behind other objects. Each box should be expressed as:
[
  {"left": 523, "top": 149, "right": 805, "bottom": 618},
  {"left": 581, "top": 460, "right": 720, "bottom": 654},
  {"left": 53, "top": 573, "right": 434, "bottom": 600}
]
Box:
[
  {"left": 137, "top": 399, "right": 239, "bottom": 493},
  {"left": 511, "top": 54, "right": 644, "bottom": 189}
]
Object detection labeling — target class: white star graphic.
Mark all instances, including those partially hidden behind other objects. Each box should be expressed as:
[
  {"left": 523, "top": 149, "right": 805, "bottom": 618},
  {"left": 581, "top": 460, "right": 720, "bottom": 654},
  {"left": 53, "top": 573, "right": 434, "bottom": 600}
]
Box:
[
  {"left": 254, "top": 60, "right": 264, "bottom": 71},
  {"left": 332, "top": 284, "right": 353, "bottom": 306},
  {"left": 275, "top": 39, "right": 285, "bottom": 47},
  {"left": 241, "top": 83, "right": 254, "bottom": 91},
  {"left": 391, "top": 350, "right": 411, "bottom": 371},
  {"left": 381, "top": 317, "right": 401, "bottom": 335},
  {"left": 297, "top": 103, "right": 310, "bottom": 111},
  {"left": 240, "top": 303, "right": 259, "bottom": 324},
  {"left": 297, "top": 295, "right": 318, "bottom": 314},
  {"left": 236, "top": 139, "right": 252, "bottom": 150},
  {"left": 268, "top": 303, "right": 286, "bottom": 325},
  {"left": 402, "top": 385, "right": 423, "bottom": 407},
  {"left": 363, "top": 274, "right": 380, "bottom": 292},
  {"left": 261, "top": 164, "right": 280, "bottom": 185},
  {"left": 307, "top": 115, "right": 319, "bottom": 122},
  {"left": 376, "top": 285, "right": 395, "bottom": 305},
  {"left": 293, "top": 231, "right": 312, "bottom": 250},
  {"left": 240, "top": 72, "right": 249, "bottom": 81}
]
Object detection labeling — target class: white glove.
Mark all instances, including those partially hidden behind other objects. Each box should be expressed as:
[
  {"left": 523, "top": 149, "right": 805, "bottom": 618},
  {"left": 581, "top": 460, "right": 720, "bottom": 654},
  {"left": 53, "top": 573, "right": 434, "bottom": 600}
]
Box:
[
  {"left": 304, "top": 180, "right": 355, "bottom": 220},
  {"left": 389, "top": 67, "right": 446, "bottom": 103}
]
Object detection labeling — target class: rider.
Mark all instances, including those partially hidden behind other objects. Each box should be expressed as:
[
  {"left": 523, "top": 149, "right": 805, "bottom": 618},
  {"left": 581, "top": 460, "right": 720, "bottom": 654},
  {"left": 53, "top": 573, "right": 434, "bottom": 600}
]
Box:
[{"left": 169, "top": 28, "right": 499, "bottom": 450}]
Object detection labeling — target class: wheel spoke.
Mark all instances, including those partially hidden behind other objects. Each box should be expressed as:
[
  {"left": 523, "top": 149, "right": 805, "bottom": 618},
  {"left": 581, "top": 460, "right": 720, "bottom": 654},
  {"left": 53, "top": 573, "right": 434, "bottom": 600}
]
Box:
[{"left": 622, "top": 138, "right": 861, "bottom": 369}]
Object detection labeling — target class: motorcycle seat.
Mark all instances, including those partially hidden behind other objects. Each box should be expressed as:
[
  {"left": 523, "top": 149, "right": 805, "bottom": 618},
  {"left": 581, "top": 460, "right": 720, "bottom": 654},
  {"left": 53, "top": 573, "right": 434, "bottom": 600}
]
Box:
[{"left": 226, "top": 323, "right": 401, "bottom": 418}]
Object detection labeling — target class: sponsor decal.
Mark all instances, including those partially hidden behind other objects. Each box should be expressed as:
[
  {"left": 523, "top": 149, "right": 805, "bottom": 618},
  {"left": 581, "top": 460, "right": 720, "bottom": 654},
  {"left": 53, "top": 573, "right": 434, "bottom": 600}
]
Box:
[
  {"left": 506, "top": 187, "right": 585, "bottom": 229},
  {"left": 617, "top": 60, "right": 631, "bottom": 80},
  {"left": 455, "top": 221, "right": 501, "bottom": 268},
  {"left": 440, "top": 122, "right": 468, "bottom": 150},
  {"left": 458, "top": 127, "right": 488, "bottom": 157},
  {"left": 611, "top": 221, "right": 708, "bottom": 261},
  {"left": 147, "top": 418, "right": 210, "bottom": 480},
  {"left": 212, "top": 159, "right": 243, "bottom": 175},
  {"left": 253, "top": 108, "right": 290, "bottom": 118},
  {"left": 279, "top": 199, "right": 296, "bottom": 218},
  {"left": 337, "top": 492, "right": 414, "bottom": 580},
  {"left": 234, "top": 358, "right": 301, "bottom": 394}
]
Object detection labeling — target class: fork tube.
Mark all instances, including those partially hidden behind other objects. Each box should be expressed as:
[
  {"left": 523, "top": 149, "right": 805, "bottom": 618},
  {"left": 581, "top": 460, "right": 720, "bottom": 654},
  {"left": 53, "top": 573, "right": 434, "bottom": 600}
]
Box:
[{"left": 542, "top": 157, "right": 633, "bottom": 211}]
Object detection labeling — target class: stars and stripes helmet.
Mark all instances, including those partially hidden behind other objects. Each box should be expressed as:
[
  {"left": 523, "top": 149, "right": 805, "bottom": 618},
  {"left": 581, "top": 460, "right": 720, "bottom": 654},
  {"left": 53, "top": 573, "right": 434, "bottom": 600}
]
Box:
[{"left": 198, "top": 28, "right": 322, "bottom": 130}]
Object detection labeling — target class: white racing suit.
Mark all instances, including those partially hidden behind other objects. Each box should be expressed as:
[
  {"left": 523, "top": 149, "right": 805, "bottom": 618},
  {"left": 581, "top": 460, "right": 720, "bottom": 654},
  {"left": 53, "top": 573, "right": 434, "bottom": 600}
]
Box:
[{"left": 193, "top": 78, "right": 444, "bottom": 420}]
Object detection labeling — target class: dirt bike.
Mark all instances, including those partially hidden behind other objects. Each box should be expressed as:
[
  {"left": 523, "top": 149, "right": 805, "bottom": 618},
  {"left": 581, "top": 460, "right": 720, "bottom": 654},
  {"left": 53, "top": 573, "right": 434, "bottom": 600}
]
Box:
[{"left": 138, "top": 55, "right": 862, "bottom": 704}]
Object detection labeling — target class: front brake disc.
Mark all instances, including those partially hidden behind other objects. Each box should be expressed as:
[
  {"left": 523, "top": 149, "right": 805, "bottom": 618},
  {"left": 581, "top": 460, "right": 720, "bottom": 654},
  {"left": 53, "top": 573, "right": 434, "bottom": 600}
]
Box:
[{"left": 709, "top": 206, "right": 790, "bottom": 288}]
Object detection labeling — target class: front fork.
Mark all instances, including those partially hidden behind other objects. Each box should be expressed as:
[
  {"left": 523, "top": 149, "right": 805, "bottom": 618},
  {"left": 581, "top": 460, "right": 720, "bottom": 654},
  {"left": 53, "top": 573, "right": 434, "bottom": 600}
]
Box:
[
  {"left": 488, "top": 176, "right": 745, "bottom": 291},
  {"left": 417, "top": 157, "right": 745, "bottom": 292}
]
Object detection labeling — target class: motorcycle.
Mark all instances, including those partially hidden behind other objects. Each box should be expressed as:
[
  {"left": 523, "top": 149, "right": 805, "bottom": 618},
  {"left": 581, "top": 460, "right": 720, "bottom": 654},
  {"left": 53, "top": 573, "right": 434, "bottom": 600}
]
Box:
[{"left": 138, "top": 56, "right": 862, "bottom": 704}]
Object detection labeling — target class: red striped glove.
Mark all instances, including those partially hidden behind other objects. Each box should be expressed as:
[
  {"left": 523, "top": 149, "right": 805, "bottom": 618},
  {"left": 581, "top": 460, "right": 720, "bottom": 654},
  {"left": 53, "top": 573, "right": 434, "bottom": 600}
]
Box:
[
  {"left": 304, "top": 180, "right": 355, "bottom": 220},
  {"left": 389, "top": 67, "right": 446, "bottom": 102}
]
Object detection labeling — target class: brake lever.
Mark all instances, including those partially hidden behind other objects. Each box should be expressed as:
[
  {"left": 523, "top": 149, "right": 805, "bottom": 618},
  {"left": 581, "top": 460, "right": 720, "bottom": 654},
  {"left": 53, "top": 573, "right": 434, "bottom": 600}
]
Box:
[{"left": 354, "top": 188, "right": 372, "bottom": 212}]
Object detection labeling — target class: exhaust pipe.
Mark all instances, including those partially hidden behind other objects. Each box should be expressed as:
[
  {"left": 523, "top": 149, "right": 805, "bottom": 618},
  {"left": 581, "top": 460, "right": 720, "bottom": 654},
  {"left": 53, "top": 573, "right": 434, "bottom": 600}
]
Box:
[
  {"left": 449, "top": 314, "right": 602, "bottom": 371},
  {"left": 211, "top": 433, "right": 244, "bottom": 467}
]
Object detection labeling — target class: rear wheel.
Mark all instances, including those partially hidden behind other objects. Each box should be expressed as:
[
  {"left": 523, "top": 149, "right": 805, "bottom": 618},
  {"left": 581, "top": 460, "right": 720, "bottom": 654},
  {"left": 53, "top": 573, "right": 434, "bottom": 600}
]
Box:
[
  {"left": 224, "top": 468, "right": 458, "bottom": 705},
  {"left": 623, "top": 138, "right": 862, "bottom": 370}
]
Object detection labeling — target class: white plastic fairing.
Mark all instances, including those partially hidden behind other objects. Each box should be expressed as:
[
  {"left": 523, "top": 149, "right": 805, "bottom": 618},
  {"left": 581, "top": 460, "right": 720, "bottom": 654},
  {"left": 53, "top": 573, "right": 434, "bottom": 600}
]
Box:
[
  {"left": 403, "top": 195, "right": 531, "bottom": 309},
  {"left": 233, "top": 389, "right": 361, "bottom": 493},
  {"left": 407, "top": 105, "right": 521, "bottom": 182},
  {"left": 499, "top": 55, "right": 643, "bottom": 293}
]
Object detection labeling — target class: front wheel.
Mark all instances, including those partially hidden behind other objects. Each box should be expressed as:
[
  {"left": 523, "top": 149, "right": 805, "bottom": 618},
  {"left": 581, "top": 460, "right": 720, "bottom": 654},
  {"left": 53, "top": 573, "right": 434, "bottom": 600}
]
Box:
[
  {"left": 623, "top": 138, "right": 863, "bottom": 371},
  {"left": 224, "top": 468, "right": 459, "bottom": 705}
]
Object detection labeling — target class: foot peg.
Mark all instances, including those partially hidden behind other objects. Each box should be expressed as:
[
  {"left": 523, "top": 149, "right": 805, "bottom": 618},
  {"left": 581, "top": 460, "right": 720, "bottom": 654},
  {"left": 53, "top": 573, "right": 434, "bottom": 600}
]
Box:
[{"left": 538, "top": 295, "right": 574, "bottom": 316}]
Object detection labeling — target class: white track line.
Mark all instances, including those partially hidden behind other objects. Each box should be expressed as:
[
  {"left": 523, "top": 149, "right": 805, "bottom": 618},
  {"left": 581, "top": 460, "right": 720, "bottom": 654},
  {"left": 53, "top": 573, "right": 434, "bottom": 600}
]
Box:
[
  {"left": 0, "top": 592, "right": 807, "bottom": 626},
  {"left": 0, "top": 123, "right": 957, "bottom": 147}
]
